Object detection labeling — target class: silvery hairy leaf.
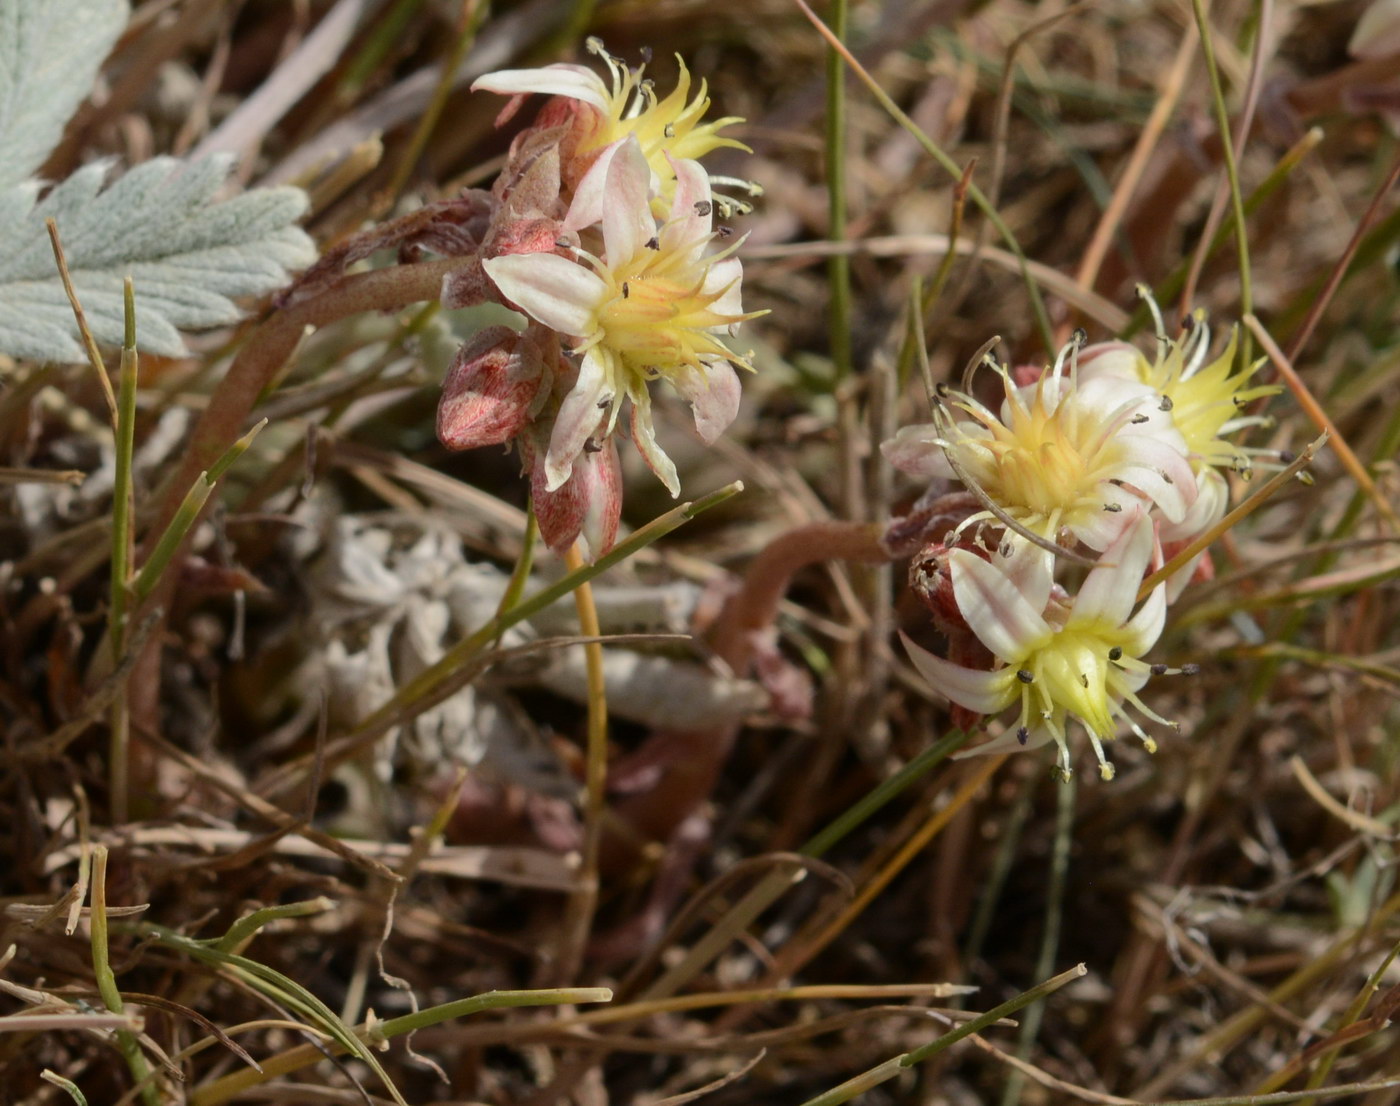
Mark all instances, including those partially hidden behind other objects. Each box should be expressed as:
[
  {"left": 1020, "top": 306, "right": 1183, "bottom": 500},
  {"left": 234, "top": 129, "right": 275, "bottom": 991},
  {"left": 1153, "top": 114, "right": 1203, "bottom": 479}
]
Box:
[
  {"left": 0, "top": 156, "right": 317, "bottom": 362},
  {"left": 0, "top": 0, "right": 129, "bottom": 190}
]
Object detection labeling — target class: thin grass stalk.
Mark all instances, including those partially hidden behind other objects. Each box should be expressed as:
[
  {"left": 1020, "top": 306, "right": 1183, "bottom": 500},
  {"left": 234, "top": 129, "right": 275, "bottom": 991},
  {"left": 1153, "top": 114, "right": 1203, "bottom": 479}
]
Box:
[
  {"left": 129, "top": 420, "right": 267, "bottom": 606},
  {"left": 382, "top": 0, "right": 483, "bottom": 207},
  {"left": 90, "top": 847, "right": 159, "bottom": 1106},
  {"left": 190, "top": 987, "right": 612, "bottom": 1106},
  {"left": 640, "top": 729, "right": 971, "bottom": 1001},
  {"left": 998, "top": 770, "right": 1074, "bottom": 1106},
  {"left": 1190, "top": 0, "right": 1254, "bottom": 367},
  {"left": 796, "top": 965, "right": 1088, "bottom": 1106},
  {"left": 40, "top": 1072, "right": 89, "bottom": 1106},
  {"left": 769, "top": 754, "right": 1008, "bottom": 990},
  {"left": 108, "top": 282, "right": 139, "bottom": 823},
  {"left": 792, "top": 0, "right": 1055, "bottom": 353},
  {"left": 825, "top": 0, "right": 852, "bottom": 382},
  {"left": 1122, "top": 129, "right": 1320, "bottom": 339},
  {"left": 493, "top": 506, "right": 538, "bottom": 621},
  {"left": 557, "top": 543, "right": 609, "bottom": 984},
  {"left": 1242, "top": 316, "right": 1399, "bottom": 532},
  {"left": 362, "top": 481, "right": 744, "bottom": 735}
]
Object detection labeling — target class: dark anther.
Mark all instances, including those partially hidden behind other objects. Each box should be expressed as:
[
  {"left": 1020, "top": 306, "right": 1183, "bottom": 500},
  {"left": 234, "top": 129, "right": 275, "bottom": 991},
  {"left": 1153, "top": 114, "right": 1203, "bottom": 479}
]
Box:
[
  {"left": 1160, "top": 470, "right": 1174, "bottom": 484},
  {"left": 1103, "top": 502, "right": 1122, "bottom": 512},
  {"left": 1000, "top": 542, "right": 1013, "bottom": 558},
  {"left": 621, "top": 282, "right": 630, "bottom": 299},
  {"left": 1017, "top": 669, "right": 1034, "bottom": 684},
  {"left": 583, "top": 438, "right": 602, "bottom": 453},
  {"left": 1278, "top": 449, "right": 1296, "bottom": 463},
  {"left": 1234, "top": 396, "right": 1248, "bottom": 407},
  {"left": 1017, "top": 727, "right": 1030, "bottom": 745},
  {"left": 694, "top": 199, "right": 713, "bottom": 217},
  {"left": 1108, "top": 646, "right": 1123, "bottom": 661},
  {"left": 597, "top": 394, "right": 614, "bottom": 410},
  {"left": 645, "top": 236, "right": 660, "bottom": 250},
  {"left": 1072, "top": 327, "right": 1088, "bottom": 347},
  {"left": 1181, "top": 663, "right": 1200, "bottom": 675},
  {"left": 1131, "top": 414, "right": 1149, "bottom": 424},
  {"left": 717, "top": 226, "right": 734, "bottom": 238},
  {"left": 1159, "top": 395, "right": 1175, "bottom": 411},
  {"left": 1079, "top": 673, "right": 1090, "bottom": 688},
  {"left": 1150, "top": 663, "right": 1168, "bottom": 676},
  {"left": 935, "top": 382, "right": 951, "bottom": 397},
  {"left": 664, "top": 123, "right": 676, "bottom": 138},
  {"left": 554, "top": 239, "right": 571, "bottom": 249}
]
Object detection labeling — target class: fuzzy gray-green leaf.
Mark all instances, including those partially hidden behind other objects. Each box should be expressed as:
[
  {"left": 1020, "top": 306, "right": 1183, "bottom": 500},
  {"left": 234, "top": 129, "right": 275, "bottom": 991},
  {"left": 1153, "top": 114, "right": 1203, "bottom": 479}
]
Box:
[
  {"left": 0, "top": 157, "right": 317, "bottom": 362},
  {"left": 0, "top": 0, "right": 130, "bottom": 190}
]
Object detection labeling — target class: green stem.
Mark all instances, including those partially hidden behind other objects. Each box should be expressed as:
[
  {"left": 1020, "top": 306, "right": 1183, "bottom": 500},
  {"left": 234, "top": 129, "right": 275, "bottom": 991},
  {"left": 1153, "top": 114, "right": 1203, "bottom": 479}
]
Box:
[
  {"left": 90, "top": 847, "right": 160, "bottom": 1106},
  {"left": 1190, "top": 0, "right": 1254, "bottom": 365},
  {"left": 825, "top": 0, "right": 853, "bottom": 382}
]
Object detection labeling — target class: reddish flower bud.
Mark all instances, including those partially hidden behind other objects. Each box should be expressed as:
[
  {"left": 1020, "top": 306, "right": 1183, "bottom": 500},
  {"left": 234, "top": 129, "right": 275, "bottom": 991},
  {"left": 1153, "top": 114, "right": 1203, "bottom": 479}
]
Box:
[
  {"left": 526, "top": 432, "right": 622, "bottom": 560},
  {"left": 436, "top": 326, "right": 552, "bottom": 451}
]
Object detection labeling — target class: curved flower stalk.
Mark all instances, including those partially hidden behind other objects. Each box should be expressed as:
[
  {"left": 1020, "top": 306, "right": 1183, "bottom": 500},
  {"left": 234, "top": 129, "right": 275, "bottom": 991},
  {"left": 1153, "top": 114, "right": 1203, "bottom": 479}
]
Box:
[
  {"left": 484, "top": 135, "right": 757, "bottom": 497},
  {"left": 901, "top": 512, "right": 1187, "bottom": 780},
  {"left": 883, "top": 345, "right": 1197, "bottom": 551},
  {"left": 472, "top": 38, "right": 751, "bottom": 212}
]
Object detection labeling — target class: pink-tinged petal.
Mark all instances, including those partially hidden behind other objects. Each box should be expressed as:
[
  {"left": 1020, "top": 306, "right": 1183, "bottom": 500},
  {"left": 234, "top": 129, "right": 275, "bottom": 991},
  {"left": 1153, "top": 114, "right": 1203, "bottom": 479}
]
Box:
[
  {"left": 1073, "top": 510, "right": 1152, "bottom": 629},
  {"left": 996, "top": 541, "right": 1054, "bottom": 617},
  {"left": 628, "top": 388, "right": 680, "bottom": 497},
  {"left": 472, "top": 65, "right": 611, "bottom": 112},
  {"left": 576, "top": 440, "right": 623, "bottom": 561},
  {"left": 900, "top": 632, "right": 1016, "bottom": 715},
  {"left": 949, "top": 549, "right": 1052, "bottom": 662},
  {"left": 483, "top": 253, "right": 605, "bottom": 338},
  {"left": 562, "top": 139, "right": 624, "bottom": 233},
  {"left": 674, "top": 360, "right": 740, "bottom": 444},
  {"left": 1113, "top": 434, "right": 1197, "bottom": 523},
  {"left": 1077, "top": 341, "right": 1149, "bottom": 385},
  {"left": 436, "top": 326, "right": 546, "bottom": 450},
  {"left": 660, "top": 155, "right": 713, "bottom": 254},
  {"left": 953, "top": 723, "right": 1055, "bottom": 758},
  {"left": 1070, "top": 483, "right": 1142, "bottom": 550},
  {"left": 881, "top": 423, "right": 955, "bottom": 480},
  {"left": 1351, "top": 0, "right": 1400, "bottom": 57},
  {"left": 1158, "top": 466, "right": 1227, "bottom": 544},
  {"left": 702, "top": 256, "right": 745, "bottom": 322},
  {"left": 600, "top": 136, "right": 656, "bottom": 265},
  {"left": 545, "top": 351, "right": 611, "bottom": 492},
  {"left": 1122, "top": 582, "right": 1167, "bottom": 656}
]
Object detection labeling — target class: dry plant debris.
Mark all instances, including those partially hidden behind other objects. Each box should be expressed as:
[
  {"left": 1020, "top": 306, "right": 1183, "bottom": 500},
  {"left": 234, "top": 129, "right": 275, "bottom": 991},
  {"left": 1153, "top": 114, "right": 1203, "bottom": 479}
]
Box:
[{"left": 3, "top": 0, "right": 1400, "bottom": 1103}]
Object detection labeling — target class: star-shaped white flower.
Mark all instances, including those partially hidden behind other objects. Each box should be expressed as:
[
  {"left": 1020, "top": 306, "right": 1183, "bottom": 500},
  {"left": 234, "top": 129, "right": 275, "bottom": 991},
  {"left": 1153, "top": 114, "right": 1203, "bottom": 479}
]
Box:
[
  {"left": 483, "top": 135, "right": 754, "bottom": 495},
  {"left": 901, "top": 510, "right": 1179, "bottom": 779}
]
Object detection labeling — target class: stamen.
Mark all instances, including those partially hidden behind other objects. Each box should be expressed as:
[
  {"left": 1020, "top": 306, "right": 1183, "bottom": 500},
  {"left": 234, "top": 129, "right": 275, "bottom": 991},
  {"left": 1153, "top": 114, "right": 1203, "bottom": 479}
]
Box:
[{"left": 1017, "top": 669, "right": 1035, "bottom": 684}]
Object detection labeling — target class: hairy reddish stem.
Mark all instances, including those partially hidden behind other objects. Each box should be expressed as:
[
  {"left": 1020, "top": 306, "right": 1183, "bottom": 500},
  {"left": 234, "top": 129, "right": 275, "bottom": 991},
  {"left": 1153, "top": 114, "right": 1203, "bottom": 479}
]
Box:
[
  {"left": 606, "top": 520, "right": 892, "bottom": 863},
  {"left": 128, "top": 257, "right": 466, "bottom": 746}
]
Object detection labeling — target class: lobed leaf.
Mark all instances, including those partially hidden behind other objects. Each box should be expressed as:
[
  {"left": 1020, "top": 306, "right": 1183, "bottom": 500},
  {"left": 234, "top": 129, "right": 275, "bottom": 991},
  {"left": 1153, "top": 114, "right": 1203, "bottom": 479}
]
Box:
[{"left": 0, "top": 156, "right": 316, "bottom": 362}]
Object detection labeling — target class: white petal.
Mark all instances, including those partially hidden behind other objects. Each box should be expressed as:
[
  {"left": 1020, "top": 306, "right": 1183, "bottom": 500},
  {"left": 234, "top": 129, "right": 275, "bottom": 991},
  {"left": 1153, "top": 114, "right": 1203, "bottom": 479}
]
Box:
[
  {"left": 1159, "top": 466, "right": 1227, "bottom": 543},
  {"left": 953, "top": 723, "right": 1055, "bottom": 758},
  {"left": 1122, "top": 582, "right": 1167, "bottom": 656},
  {"left": 1073, "top": 510, "right": 1153, "bottom": 629},
  {"left": 996, "top": 540, "right": 1053, "bottom": 617},
  {"left": 563, "top": 140, "right": 624, "bottom": 233},
  {"left": 472, "top": 65, "right": 610, "bottom": 112},
  {"left": 703, "top": 256, "right": 745, "bottom": 323},
  {"left": 600, "top": 136, "right": 656, "bottom": 265},
  {"left": 483, "top": 253, "right": 605, "bottom": 338},
  {"left": 881, "top": 424, "right": 954, "bottom": 480},
  {"left": 1070, "top": 484, "right": 1141, "bottom": 550},
  {"left": 900, "top": 632, "right": 1016, "bottom": 715},
  {"left": 661, "top": 155, "right": 714, "bottom": 256},
  {"left": 1113, "top": 435, "right": 1198, "bottom": 523},
  {"left": 629, "top": 388, "right": 680, "bottom": 496},
  {"left": 950, "top": 549, "right": 1052, "bottom": 662},
  {"left": 545, "top": 351, "right": 611, "bottom": 492},
  {"left": 673, "top": 360, "right": 740, "bottom": 444},
  {"left": 1078, "top": 341, "right": 1148, "bottom": 384}
]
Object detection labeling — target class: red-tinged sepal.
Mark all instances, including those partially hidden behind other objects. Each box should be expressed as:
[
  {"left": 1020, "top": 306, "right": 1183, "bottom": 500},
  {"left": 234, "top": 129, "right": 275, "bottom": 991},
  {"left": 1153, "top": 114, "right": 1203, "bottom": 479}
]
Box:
[{"left": 436, "top": 326, "right": 555, "bottom": 451}]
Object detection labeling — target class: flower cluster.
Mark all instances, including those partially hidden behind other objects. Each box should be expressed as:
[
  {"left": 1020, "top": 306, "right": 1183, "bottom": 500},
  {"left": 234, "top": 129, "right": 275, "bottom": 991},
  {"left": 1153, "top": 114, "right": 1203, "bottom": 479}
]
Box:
[
  {"left": 437, "top": 40, "right": 759, "bottom": 557},
  {"left": 886, "top": 304, "right": 1276, "bottom": 779}
]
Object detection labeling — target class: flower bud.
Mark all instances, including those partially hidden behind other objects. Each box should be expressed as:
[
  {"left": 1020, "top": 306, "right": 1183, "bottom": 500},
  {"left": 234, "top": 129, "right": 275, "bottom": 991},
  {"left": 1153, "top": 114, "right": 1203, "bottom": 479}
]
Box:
[{"left": 437, "top": 326, "right": 553, "bottom": 452}]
